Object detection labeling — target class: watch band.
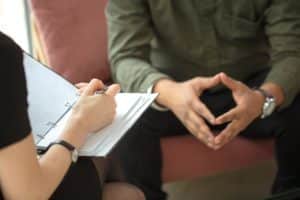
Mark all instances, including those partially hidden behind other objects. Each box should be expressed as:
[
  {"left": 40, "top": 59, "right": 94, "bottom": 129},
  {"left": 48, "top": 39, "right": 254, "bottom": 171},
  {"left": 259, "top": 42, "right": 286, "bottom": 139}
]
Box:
[
  {"left": 46, "top": 140, "right": 78, "bottom": 163},
  {"left": 50, "top": 140, "right": 75, "bottom": 151}
]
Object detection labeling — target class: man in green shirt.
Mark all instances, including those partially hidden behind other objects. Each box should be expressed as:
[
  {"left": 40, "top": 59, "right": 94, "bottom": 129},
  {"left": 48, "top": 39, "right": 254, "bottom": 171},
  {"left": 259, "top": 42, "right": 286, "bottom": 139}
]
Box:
[{"left": 106, "top": 1, "right": 300, "bottom": 199}]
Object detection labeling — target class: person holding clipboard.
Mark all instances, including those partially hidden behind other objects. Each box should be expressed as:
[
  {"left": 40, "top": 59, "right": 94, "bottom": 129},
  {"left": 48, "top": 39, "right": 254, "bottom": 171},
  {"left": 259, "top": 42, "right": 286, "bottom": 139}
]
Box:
[{"left": 0, "top": 32, "right": 144, "bottom": 200}]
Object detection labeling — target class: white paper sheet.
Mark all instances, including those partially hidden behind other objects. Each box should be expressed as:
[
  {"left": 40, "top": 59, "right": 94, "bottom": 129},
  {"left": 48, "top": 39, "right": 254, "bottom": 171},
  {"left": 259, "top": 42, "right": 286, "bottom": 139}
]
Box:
[{"left": 39, "top": 93, "right": 157, "bottom": 157}]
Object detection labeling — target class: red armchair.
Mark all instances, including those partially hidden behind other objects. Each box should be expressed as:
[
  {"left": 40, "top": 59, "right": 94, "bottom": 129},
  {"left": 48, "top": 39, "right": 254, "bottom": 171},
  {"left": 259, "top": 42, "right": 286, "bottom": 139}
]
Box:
[{"left": 29, "top": 0, "right": 274, "bottom": 183}]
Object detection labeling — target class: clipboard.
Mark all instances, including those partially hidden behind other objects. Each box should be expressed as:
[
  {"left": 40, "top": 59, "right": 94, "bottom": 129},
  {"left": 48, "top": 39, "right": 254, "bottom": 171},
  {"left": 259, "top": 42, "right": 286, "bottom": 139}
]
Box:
[{"left": 23, "top": 53, "right": 157, "bottom": 157}]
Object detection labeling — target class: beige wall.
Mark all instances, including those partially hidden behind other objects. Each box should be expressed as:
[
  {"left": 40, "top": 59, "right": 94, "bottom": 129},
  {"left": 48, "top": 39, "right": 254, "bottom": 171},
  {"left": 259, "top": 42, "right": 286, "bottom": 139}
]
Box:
[{"left": 0, "top": 0, "right": 29, "bottom": 52}]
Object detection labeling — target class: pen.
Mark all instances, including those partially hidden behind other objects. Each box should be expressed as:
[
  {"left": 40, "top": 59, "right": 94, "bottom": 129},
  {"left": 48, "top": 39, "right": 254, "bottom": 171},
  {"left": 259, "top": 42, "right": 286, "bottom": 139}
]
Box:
[{"left": 95, "top": 85, "right": 108, "bottom": 94}]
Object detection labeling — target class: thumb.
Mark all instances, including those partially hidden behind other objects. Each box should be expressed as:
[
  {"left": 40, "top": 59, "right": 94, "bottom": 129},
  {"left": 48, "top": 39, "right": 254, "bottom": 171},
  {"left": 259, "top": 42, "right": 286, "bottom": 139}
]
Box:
[
  {"left": 105, "top": 84, "right": 121, "bottom": 96},
  {"left": 82, "top": 79, "right": 104, "bottom": 96},
  {"left": 193, "top": 75, "right": 220, "bottom": 91}
]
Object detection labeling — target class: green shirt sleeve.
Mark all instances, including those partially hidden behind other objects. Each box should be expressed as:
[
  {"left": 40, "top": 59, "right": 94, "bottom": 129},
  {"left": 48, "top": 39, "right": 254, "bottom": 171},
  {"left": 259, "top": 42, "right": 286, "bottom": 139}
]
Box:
[
  {"left": 106, "top": 0, "right": 169, "bottom": 93},
  {"left": 264, "top": 0, "right": 300, "bottom": 109}
]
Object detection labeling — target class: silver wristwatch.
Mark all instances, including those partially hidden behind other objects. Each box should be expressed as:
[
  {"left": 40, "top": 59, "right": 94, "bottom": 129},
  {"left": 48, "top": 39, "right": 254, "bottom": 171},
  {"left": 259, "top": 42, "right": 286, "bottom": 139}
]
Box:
[{"left": 255, "top": 88, "right": 277, "bottom": 119}]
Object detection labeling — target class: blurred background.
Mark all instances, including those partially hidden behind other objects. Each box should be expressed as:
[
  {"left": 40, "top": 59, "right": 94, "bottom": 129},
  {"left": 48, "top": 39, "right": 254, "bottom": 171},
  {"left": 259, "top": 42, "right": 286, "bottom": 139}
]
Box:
[
  {"left": 0, "top": 0, "right": 31, "bottom": 52},
  {"left": 0, "top": 1, "right": 277, "bottom": 199}
]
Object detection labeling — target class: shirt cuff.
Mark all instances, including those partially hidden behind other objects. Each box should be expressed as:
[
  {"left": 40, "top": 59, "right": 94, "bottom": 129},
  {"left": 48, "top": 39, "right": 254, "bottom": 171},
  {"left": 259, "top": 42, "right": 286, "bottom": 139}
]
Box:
[
  {"left": 265, "top": 57, "right": 300, "bottom": 110},
  {"left": 147, "top": 85, "right": 169, "bottom": 112}
]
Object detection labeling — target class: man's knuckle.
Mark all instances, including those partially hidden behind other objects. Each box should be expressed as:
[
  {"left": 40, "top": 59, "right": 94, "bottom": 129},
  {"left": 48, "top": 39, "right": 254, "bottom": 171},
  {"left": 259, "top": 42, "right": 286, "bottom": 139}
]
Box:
[
  {"left": 190, "top": 100, "right": 198, "bottom": 109},
  {"left": 195, "top": 77, "right": 202, "bottom": 83},
  {"left": 239, "top": 105, "right": 247, "bottom": 112},
  {"left": 237, "top": 81, "right": 243, "bottom": 86},
  {"left": 222, "top": 116, "right": 229, "bottom": 122},
  {"left": 229, "top": 127, "right": 237, "bottom": 134},
  {"left": 197, "top": 133, "right": 207, "bottom": 142},
  {"left": 200, "top": 126, "right": 208, "bottom": 134},
  {"left": 186, "top": 98, "right": 193, "bottom": 106},
  {"left": 183, "top": 111, "right": 189, "bottom": 121},
  {"left": 194, "top": 121, "right": 201, "bottom": 130}
]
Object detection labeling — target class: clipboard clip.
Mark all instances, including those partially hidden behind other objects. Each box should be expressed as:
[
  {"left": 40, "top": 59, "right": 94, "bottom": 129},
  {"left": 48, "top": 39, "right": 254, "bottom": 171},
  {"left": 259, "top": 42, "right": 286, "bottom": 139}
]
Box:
[{"left": 46, "top": 121, "right": 57, "bottom": 128}]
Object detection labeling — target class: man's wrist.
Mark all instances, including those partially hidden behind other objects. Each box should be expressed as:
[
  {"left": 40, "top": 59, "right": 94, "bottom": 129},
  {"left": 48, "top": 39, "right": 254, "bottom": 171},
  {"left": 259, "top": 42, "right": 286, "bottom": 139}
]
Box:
[
  {"left": 152, "top": 78, "right": 176, "bottom": 109},
  {"left": 260, "top": 82, "right": 285, "bottom": 108},
  {"left": 253, "top": 88, "right": 274, "bottom": 119},
  {"left": 147, "top": 85, "right": 169, "bottom": 111}
]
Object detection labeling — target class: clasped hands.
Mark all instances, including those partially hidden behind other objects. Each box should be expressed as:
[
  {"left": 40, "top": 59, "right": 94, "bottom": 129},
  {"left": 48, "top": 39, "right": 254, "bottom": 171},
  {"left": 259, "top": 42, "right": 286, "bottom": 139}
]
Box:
[{"left": 154, "top": 73, "right": 265, "bottom": 150}]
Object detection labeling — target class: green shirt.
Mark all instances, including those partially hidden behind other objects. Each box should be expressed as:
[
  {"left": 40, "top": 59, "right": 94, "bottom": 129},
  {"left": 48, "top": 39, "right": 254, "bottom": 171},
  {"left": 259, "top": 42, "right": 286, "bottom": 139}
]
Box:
[{"left": 106, "top": 0, "right": 300, "bottom": 108}]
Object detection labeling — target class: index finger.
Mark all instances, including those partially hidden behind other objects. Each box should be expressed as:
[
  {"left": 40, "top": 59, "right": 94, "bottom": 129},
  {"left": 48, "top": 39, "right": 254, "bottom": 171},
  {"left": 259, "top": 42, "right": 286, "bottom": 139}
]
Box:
[
  {"left": 193, "top": 74, "right": 220, "bottom": 91},
  {"left": 82, "top": 79, "right": 104, "bottom": 96},
  {"left": 220, "top": 73, "right": 243, "bottom": 92},
  {"left": 214, "top": 120, "right": 241, "bottom": 148},
  {"left": 215, "top": 107, "right": 240, "bottom": 125},
  {"left": 186, "top": 110, "right": 215, "bottom": 146},
  {"left": 105, "top": 84, "right": 121, "bottom": 96},
  {"left": 192, "top": 99, "right": 215, "bottom": 124},
  {"left": 75, "top": 82, "right": 88, "bottom": 89}
]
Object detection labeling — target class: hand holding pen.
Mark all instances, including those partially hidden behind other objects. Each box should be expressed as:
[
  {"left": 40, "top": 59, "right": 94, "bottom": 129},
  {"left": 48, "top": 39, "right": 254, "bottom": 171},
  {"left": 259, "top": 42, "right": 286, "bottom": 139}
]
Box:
[
  {"left": 60, "top": 79, "right": 121, "bottom": 149},
  {"left": 76, "top": 79, "right": 120, "bottom": 96}
]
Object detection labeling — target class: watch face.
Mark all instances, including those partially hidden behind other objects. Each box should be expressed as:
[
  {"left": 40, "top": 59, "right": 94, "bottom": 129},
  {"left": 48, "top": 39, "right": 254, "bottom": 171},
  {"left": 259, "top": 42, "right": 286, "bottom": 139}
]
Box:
[
  {"left": 263, "top": 97, "right": 276, "bottom": 118},
  {"left": 72, "top": 149, "right": 79, "bottom": 163}
]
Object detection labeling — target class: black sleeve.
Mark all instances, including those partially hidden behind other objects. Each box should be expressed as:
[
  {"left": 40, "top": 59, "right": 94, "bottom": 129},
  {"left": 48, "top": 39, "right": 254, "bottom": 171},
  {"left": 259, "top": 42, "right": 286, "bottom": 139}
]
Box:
[
  {"left": 0, "top": 33, "right": 102, "bottom": 200},
  {"left": 0, "top": 32, "right": 31, "bottom": 149}
]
